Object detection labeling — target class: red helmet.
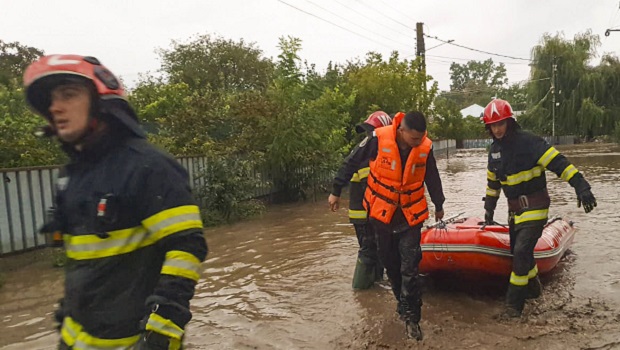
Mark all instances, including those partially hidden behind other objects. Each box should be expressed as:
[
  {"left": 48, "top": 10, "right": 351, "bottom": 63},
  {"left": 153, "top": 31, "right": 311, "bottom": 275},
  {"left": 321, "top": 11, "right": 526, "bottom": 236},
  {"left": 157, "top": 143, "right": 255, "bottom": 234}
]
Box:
[
  {"left": 355, "top": 111, "right": 392, "bottom": 133},
  {"left": 24, "top": 54, "right": 144, "bottom": 137},
  {"left": 482, "top": 99, "right": 515, "bottom": 125}
]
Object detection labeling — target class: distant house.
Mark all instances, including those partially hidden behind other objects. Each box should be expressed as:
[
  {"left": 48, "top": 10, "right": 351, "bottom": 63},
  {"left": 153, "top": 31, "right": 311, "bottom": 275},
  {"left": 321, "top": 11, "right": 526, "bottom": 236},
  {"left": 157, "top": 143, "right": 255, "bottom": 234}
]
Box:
[{"left": 459, "top": 104, "right": 485, "bottom": 119}]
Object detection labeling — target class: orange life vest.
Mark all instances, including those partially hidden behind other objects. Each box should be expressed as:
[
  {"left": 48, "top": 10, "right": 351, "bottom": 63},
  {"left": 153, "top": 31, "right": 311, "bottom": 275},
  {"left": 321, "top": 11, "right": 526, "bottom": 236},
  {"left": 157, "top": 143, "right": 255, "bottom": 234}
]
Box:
[{"left": 363, "top": 114, "right": 432, "bottom": 226}]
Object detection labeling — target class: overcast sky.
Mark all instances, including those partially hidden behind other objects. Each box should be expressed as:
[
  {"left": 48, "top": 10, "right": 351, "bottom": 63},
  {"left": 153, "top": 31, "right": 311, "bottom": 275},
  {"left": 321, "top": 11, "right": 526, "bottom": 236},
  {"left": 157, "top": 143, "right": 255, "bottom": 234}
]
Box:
[{"left": 2, "top": 0, "right": 620, "bottom": 91}]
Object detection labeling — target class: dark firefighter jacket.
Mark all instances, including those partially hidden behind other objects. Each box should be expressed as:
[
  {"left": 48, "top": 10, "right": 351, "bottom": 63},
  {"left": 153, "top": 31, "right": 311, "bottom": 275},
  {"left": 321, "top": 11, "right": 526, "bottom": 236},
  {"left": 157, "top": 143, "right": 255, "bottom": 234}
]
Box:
[
  {"left": 348, "top": 157, "right": 370, "bottom": 224},
  {"left": 332, "top": 133, "right": 445, "bottom": 230},
  {"left": 47, "top": 131, "right": 208, "bottom": 348},
  {"left": 484, "top": 129, "right": 591, "bottom": 225}
]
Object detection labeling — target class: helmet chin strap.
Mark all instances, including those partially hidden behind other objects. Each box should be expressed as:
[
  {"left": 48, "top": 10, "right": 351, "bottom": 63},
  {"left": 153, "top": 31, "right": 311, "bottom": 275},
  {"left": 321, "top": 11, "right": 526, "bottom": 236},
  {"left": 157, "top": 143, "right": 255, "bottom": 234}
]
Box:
[{"left": 34, "top": 124, "right": 56, "bottom": 138}]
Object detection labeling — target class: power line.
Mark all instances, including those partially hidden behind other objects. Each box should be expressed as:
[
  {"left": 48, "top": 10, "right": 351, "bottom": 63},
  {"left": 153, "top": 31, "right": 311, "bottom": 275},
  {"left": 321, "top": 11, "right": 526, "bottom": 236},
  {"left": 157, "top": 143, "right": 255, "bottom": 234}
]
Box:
[
  {"left": 426, "top": 54, "right": 531, "bottom": 65},
  {"left": 607, "top": 1, "right": 620, "bottom": 28},
  {"left": 425, "top": 58, "right": 454, "bottom": 66},
  {"left": 303, "top": 0, "right": 412, "bottom": 48},
  {"left": 424, "top": 35, "right": 531, "bottom": 61},
  {"left": 357, "top": 0, "right": 419, "bottom": 34},
  {"left": 439, "top": 87, "right": 502, "bottom": 96},
  {"left": 331, "top": 0, "right": 415, "bottom": 41},
  {"left": 375, "top": 0, "right": 420, "bottom": 27},
  {"left": 277, "top": 0, "right": 395, "bottom": 50},
  {"left": 439, "top": 77, "right": 551, "bottom": 96},
  {"left": 356, "top": 0, "right": 531, "bottom": 61}
]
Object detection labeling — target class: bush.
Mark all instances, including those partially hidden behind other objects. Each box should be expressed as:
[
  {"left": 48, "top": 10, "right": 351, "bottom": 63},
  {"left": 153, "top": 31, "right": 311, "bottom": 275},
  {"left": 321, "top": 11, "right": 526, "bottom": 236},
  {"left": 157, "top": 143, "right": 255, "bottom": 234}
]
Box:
[{"left": 194, "top": 155, "right": 266, "bottom": 226}]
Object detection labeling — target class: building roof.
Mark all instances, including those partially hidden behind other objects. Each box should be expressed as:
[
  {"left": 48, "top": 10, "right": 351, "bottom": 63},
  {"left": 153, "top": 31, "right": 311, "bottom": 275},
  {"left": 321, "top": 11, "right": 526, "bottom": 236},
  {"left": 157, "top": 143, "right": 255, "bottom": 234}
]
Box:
[{"left": 460, "top": 104, "right": 485, "bottom": 118}]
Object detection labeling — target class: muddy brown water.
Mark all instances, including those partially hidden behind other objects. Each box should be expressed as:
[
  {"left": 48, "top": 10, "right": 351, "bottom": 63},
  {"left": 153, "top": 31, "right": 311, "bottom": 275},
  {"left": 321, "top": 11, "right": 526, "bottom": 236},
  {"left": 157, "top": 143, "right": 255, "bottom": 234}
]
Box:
[{"left": 1, "top": 143, "right": 619, "bottom": 350}]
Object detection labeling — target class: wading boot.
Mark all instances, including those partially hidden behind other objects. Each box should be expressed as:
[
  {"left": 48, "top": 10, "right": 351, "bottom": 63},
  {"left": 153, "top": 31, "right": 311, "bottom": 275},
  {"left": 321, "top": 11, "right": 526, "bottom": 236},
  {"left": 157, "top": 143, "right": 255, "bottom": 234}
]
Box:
[
  {"left": 352, "top": 258, "right": 375, "bottom": 290},
  {"left": 405, "top": 320, "right": 423, "bottom": 341},
  {"left": 526, "top": 275, "right": 542, "bottom": 299},
  {"left": 497, "top": 284, "right": 527, "bottom": 320}
]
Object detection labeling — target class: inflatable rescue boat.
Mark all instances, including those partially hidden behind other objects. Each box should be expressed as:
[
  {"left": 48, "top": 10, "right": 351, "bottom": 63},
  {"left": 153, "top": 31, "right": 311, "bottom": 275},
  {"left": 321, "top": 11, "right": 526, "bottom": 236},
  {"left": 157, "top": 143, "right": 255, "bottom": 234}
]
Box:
[{"left": 419, "top": 215, "right": 576, "bottom": 276}]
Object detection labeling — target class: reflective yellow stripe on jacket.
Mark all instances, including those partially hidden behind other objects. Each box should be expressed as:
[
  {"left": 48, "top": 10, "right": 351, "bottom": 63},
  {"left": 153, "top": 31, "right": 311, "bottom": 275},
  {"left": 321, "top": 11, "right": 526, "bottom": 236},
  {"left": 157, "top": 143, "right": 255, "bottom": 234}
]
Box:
[
  {"left": 161, "top": 250, "right": 202, "bottom": 282},
  {"left": 142, "top": 205, "right": 204, "bottom": 240},
  {"left": 537, "top": 147, "right": 560, "bottom": 167},
  {"left": 500, "top": 166, "right": 544, "bottom": 186},
  {"left": 65, "top": 205, "right": 203, "bottom": 260},
  {"left": 514, "top": 208, "right": 549, "bottom": 225},
  {"left": 487, "top": 169, "right": 497, "bottom": 182},
  {"left": 560, "top": 164, "right": 578, "bottom": 181},
  {"left": 61, "top": 316, "right": 140, "bottom": 350},
  {"left": 537, "top": 146, "right": 578, "bottom": 181},
  {"left": 350, "top": 167, "right": 370, "bottom": 183},
  {"left": 486, "top": 186, "right": 501, "bottom": 197}
]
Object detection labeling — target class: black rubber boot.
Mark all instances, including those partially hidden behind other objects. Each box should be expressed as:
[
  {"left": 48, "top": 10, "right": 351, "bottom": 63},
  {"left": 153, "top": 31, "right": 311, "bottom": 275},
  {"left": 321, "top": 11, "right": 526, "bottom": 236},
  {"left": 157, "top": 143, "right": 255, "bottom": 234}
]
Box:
[
  {"left": 498, "top": 284, "right": 527, "bottom": 319},
  {"left": 526, "top": 276, "right": 542, "bottom": 299},
  {"left": 405, "top": 320, "right": 423, "bottom": 341}
]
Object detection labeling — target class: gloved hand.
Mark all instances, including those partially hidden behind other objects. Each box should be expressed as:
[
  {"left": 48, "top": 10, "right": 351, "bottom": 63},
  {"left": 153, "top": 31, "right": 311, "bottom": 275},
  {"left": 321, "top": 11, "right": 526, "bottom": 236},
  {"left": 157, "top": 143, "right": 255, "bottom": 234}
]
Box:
[
  {"left": 484, "top": 210, "right": 494, "bottom": 225},
  {"left": 134, "top": 331, "right": 181, "bottom": 350},
  {"left": 577, "top": 189, "right": 597, "bottom": 213}
]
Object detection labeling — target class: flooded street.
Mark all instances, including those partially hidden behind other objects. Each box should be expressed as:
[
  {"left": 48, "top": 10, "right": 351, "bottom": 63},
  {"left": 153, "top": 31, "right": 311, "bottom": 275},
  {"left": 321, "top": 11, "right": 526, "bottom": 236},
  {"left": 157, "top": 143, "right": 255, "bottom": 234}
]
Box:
[{"left": 1, "top": 143, "right": 620, "bottom": 350}]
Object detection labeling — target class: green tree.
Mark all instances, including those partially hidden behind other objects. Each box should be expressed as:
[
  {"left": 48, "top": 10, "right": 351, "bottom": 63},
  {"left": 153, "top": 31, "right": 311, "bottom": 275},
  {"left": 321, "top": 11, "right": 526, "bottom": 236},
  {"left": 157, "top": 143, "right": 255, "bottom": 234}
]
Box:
[
  {"left": 429, "top": 97, "right": 463, "bottom": 140},
  {"left": 262, "top": 36, "right": 353, "bottom": 200},
  {"left": 344, "top": 51, "right": 438, "bottom": 128},
  {"left": 429, "top": 98, "right": 486, "bottom": 142},
  {"left": 498, "top": 82, "right": 528, "bottom": 111},
  {"left": 0, "top": 41, "right": 63, "bottom": 168},
  {"left": 0, "top": 40, "right": 43, "bottom": 87},
  {"left": 443, "top": 59, "right": 508, "bottom": 108},
  {"left": 527, "top": 30, "right": 619, "bottom": 138},
  {"left": 0, "top": 84, "right": 65, "bottom": 167},
  {"left": 158, "top": 34, "right": 274, "bottom": 92},
  {"left": 450, "top": 58, "right": 508, "bottom": 91}
]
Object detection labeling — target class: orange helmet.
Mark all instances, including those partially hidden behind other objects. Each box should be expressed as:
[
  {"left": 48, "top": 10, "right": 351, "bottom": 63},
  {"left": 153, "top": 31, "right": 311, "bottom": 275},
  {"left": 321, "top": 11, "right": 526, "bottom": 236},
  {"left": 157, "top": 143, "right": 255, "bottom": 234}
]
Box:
[
  {"left": 23, "top": 54, "right": 144, "bottom": 137},
  {"left": 481, "top": 99, "right": 515, "bottom": 125},
  {"left": 355, "top": 110, "right": 392, "bottom": 133}
]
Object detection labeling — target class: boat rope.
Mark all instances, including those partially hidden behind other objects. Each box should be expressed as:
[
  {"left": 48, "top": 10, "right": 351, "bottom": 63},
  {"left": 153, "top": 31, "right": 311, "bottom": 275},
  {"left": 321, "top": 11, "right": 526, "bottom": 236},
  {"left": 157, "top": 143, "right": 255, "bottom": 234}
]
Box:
[{"left": 431, "top": 226, "right": 450, "bottom": 260}]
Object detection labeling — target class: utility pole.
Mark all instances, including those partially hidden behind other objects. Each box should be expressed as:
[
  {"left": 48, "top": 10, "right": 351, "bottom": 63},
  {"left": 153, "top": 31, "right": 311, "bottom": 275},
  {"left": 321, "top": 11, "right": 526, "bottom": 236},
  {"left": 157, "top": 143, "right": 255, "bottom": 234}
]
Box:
[
  {"left": 551, "top": 57, "right": 557, "bottom": 142},
  {"left": 416, "top": 22, "right": 426, "bottom": 71},
  {"left": 416, "top": 22, "right": 426, "bottom": 92}
]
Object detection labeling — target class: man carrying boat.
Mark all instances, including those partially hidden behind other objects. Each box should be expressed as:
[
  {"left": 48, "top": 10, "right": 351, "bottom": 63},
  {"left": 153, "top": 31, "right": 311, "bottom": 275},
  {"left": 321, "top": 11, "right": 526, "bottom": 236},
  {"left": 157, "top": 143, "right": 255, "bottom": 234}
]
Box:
[
  {"left": 482, "top": 98, "right": 597, "bottom": 318},
  {"left": 329, "top": 111, "right": 445, "bottom": 340}
]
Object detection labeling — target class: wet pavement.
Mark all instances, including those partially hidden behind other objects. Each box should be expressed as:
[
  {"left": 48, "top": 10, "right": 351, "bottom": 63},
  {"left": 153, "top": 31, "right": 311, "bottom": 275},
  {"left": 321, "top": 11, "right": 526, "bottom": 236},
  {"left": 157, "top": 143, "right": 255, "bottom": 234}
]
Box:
[{"left": 1, "top": 143, "right": 620, "bottom": 350}]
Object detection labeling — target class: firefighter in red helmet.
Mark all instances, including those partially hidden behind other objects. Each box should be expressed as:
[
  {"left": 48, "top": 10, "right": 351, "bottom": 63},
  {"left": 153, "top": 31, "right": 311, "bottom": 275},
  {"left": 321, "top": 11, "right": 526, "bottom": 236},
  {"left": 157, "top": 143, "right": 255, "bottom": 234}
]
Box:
[
  {"left": 482, "top": 98, "right": 596, "bottom": 318},
  {"left": 24, "top": 54, "right": 208, "bottom": 349},
  {"left": 346, "top": 111, "right": 393, "bottom": 290}
]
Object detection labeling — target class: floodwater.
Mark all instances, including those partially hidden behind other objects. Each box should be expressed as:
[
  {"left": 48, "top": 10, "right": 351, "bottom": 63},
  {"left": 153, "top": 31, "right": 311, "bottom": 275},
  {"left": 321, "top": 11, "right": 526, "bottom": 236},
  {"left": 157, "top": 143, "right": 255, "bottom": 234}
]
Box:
[{"left": 1, "top": 143, "right": 620, "bottom": 350}]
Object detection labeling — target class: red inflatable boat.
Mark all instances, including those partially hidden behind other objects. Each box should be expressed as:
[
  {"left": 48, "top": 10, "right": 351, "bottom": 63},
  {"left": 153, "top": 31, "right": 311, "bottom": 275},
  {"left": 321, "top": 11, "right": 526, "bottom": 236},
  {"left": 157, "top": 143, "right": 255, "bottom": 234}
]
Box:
[{"left": 419, "top": 216, "right": 576, "bottom": 276}]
